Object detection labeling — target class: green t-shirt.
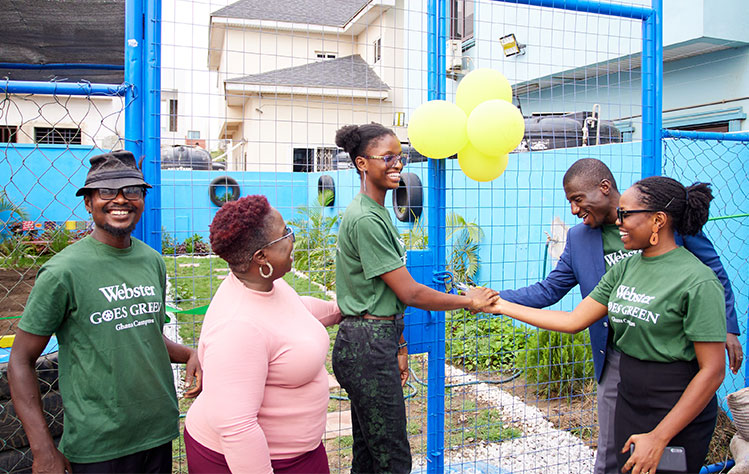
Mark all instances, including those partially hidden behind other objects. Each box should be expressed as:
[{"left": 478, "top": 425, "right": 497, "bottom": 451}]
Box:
[
  {"left": 336, "top": 193, "right": 407, "bottom": 316},
  {"left": 19, "top": 236, "right": 179, "bottom": 463},
  {"left": 589, "top": 246, "right": 726, "bottom": 362},
  {"left": 601, "top": 224, "right": 640, "bottom": 270}
]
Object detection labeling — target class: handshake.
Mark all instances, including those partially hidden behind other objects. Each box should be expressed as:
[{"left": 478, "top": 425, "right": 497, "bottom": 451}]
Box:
[{"left": 460, "top": 286, "right": 504, "bottom": 314}]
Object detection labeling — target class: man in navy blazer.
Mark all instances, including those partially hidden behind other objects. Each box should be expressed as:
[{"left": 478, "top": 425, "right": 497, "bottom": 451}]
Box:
[{"left": 500, "top": 158, "right": 741, "bottom": 474}]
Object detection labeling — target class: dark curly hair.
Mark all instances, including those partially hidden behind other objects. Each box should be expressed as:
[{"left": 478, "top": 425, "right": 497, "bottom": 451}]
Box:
[
  {"left": 632, "top": 176, "right": 713, "bottom": 236},
  {"left": 335, "top": 123, "right": 395, "bottom": 175},
  {"left": 209, "top": 195, "right": 273, "bottom": 272}
]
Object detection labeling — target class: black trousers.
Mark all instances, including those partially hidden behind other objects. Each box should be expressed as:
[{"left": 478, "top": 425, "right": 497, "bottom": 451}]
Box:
[
  {"left": 616, "top": 353, "right": 717, "bottom": 474},
  {"left": 331, "top": 317, "right": 411, "bottom": 474},
  {"left": 70, "top": 441, "right": 172, "bottom": 474}
]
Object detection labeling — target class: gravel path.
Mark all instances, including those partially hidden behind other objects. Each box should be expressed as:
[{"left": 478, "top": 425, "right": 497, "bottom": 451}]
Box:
[{"left": 419, "top": 365, "right": 597, "bottom": 474}]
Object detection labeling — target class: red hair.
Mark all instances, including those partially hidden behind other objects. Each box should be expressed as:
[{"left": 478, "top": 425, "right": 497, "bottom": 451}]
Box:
[{"left": 209, "top": 195, "right": 271, "bottom": 271}]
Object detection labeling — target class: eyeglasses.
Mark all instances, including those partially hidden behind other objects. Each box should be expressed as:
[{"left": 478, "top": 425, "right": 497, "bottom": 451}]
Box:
[
  {"left": 258, "top": 226, "right": 295, "bottom": 250},
  {"left": 364, "top": 153, "right": 409, "bottom": 168},
  {"left": 97, "top": 186, "right": 145, "bottom": 201},
  {"left": 616, "top": 207, "right": 660, "bottom": 221}
]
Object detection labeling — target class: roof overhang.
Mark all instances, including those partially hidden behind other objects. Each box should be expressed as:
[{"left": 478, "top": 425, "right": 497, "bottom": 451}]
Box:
[
  {"left": 513, "top": 38, "right": 747, "bottom": 96},
  {"left": 224, "top": 82, "right": 389, "bottom": 105}
]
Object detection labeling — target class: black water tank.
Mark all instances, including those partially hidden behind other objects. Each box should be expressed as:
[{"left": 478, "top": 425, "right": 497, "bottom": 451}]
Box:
[
  {"left": 161, "top": 145, "right": 225, "bottom": 170},
  {"left": 516, "top": 112, "right": 622, "bottom": 152}
]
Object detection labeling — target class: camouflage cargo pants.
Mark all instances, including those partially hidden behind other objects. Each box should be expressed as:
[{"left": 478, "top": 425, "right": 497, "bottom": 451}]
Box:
[{"left": 331, "top": 317, "right": 411, "bottom": 474}]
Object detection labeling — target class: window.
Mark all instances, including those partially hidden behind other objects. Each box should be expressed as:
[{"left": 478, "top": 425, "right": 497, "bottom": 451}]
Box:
[
  {"left": 373, "top": 38, "right": 381, "bottom": 63},
  {"left": 451, "top": 0, "right": 474, "bottom": 41},
  {"left": 0, "top": 126, "right": 17, "bottom": 143},
  {"left": 187, "top": 130, "right": 200, "bottom": 140},
  {"left": 169, "top": 99, "right": 178, "bottom": 132},
  {"left": 34, "top": 127, "right": 81, "bottom": 145},
  {"left": 293, "top": 148, "right": 314, "bottom": 172},
  {"left": 315, "top": 51, "right": 337, "bottom": 60}
]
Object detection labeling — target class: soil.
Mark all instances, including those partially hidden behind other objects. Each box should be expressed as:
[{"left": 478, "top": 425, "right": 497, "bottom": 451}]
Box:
[{"left": 0, "top": 267, "right": 37, "bottom": 337}]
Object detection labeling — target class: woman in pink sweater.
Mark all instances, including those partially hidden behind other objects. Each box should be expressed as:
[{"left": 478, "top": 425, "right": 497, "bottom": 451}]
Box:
[{"left": 184, "top": 195, "right": 341, "bottom": 473}]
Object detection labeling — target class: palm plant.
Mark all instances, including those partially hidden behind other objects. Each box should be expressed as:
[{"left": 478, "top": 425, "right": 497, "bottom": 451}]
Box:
[
  {"left": 289, "top": 190, "right": 340, "bottom": 290},
  {"left": 446, "top": 212, "right": 483, "bottom": 286},
  {"left": 401, "top": 212, "right": 483, "bottom": 287}
]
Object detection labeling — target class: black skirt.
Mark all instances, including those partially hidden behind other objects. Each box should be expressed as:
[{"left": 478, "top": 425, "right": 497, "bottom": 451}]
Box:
[{"left": 615, "top": 351, "right": 718, "bottom": 474}]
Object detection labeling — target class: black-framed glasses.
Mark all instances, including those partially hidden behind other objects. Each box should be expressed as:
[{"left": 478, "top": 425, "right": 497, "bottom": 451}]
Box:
[
  {"left": 364, "top": 153, "right": 409, "bottom": 168},
  {"left": 97, "top": 186, "right": 145, "bottom": 201},
  {"left": 616, "top": 207, "right": 660, "bottom": 221},
  {"left": 258, "top": 226, "right": 295, "bottom": 251}
]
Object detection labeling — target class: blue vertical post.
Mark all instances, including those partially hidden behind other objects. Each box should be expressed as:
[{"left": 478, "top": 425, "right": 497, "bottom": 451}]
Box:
[
  {"left": 426, "top": 1, "right": 447, "bottom": 473},
  {"left": 125, "top": 0, "right": 162, "bottom": 251},
  {"left": 641, "top": 0, "right": 663, "bottom": 178},
  {"left": 143, "top": 0, "right": 162, "bottom": 251}
]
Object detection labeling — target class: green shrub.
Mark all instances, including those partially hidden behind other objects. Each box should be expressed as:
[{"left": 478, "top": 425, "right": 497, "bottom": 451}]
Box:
[
  {"left": 516, "top": 329, "right": 594, "bottom": 397},
  {"left": 162, "top": 229, "right": 178, "bottom": 255},
  {"left": 289, "top": 191, "right": 339, "bottom": 290},
  {"left": 447, "top": 311, "right": 529, "bottom": 372},
  {"left": 0, "top": 233, "right": 31, "bottom": 267}
]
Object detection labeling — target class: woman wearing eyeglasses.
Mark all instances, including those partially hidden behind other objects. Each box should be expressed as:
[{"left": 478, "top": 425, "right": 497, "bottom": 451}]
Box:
[
  {"left": 332, "top": 123, "right": 498, "bottom": 473},
  {"left": 184, "top": 195, "right": 341, "bottom": 473},
  {"left": 488, "top": 176, "right": 726, "bottom": 474}
]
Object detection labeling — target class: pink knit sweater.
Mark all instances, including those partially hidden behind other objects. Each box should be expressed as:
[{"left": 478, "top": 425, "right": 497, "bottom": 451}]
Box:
[{"left": 184, "top": 273, "right": 341, "bottom": 473}]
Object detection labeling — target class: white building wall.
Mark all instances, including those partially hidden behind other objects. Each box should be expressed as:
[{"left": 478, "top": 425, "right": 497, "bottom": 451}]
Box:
[{"left": 0, "top": 95, "right": 124, "bottom": 148}]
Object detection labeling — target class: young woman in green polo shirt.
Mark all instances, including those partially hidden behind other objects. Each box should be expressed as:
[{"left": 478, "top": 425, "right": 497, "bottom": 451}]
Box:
[
  {"left": 331, "top": 123, "right": 497, "bottom": 473},
  {"left": 488, "top": 176, "right": 726, "bottom": 474}
]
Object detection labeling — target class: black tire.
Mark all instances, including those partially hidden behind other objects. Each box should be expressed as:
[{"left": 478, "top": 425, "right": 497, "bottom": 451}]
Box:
[
  {"left": 317, "top": 175, "right": 335, "bottom": 206},
  {"left": 393, "top": 172, "right": 423, "bottom": 222},
  {"left": 0, "top": 436, "right": 60, "bottom": 473},
  {"left": 209, "top": 176, "right": 240, "bottom": 207},
  {"left": 0, "top": 391, "right": 64, "bottom": 452},
  {"left": 0, "top": 353, "right": 59, "bottom": 402}
]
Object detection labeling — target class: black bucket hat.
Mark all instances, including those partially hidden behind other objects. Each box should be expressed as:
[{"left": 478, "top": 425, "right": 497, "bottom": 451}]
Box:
[{"left": 75, "top": 150, "right": 152, "bottom": 196}]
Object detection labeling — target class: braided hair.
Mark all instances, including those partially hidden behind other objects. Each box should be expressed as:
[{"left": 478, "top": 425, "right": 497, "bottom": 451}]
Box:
[
  {"left": 632, "top": 176, "right": 713, "bottom": 236},
  {"left": 335, "top": 123, "right": 396, "bottom": 175},
  {"left": 209, "top": 195, "right": 273, "bottom": 272}
]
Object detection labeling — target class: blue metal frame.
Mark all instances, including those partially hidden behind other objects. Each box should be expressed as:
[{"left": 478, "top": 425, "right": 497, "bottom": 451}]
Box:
[
  {"left": 126, "top": 0, "right": 162, "bottom": 251},
  {"left": 662, "top": 129, "right": 749, "bottom": 141},
  {"left": 425, "top": 2, "right": 448, "bottom": 472},
  {"left": 0, "top": 80, "right": 127, "bottom": 96}
]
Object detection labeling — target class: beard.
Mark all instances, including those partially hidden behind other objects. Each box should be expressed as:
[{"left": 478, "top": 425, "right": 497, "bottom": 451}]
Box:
[{"left": 96, "top": 220, "right": 138, "bottom": 237}]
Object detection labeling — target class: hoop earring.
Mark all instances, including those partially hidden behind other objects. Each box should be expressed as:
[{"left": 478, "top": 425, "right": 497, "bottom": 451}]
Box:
[
  {"left": 259, "top": 262, "right": 274, "bottom": 279},
  {"left": 650, "top": 224, "right": 659, "bottom": 246}
]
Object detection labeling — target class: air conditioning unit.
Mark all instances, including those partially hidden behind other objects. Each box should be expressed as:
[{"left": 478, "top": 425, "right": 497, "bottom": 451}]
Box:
[{"left": 446, "top": 39, "right": 463, "bottom": 72}]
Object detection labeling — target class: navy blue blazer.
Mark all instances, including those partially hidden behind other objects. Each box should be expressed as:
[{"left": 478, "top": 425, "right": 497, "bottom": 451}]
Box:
[{"left": 500, "top": 222, "right": 739, "bottom": 382}]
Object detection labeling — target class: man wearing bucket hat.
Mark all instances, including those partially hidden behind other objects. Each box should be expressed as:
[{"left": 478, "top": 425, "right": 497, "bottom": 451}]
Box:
[{"left": 8, "top": 150, "right": 202, "bottom": 473}]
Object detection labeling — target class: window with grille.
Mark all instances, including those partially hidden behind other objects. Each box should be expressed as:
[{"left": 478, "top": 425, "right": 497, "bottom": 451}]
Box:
[
  {"left": 169, "top": 99, "right": 178, "bottom": 132},
  {"left": 0, "top": 126, "right": 17, "bottom": 143},
  {"left": 34, "top": 127, "right": 82, "bottom": 145},
  {"left": 451, "top": 0, "right": 474, "bottom": 41}
]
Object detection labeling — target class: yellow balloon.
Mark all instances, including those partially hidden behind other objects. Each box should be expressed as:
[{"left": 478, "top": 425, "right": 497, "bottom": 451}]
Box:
[
  {"left": 458, "top": 143, "right": 509, "bottom": 182},
  {"left": 467, "top": 99, "right": 525, "bottom": 156},
  {"left": 407, "top": 100, "right": 468, "bottom": 159},
  {"left": 456, "top": 68, "right": 513, "bottom": 115}
]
